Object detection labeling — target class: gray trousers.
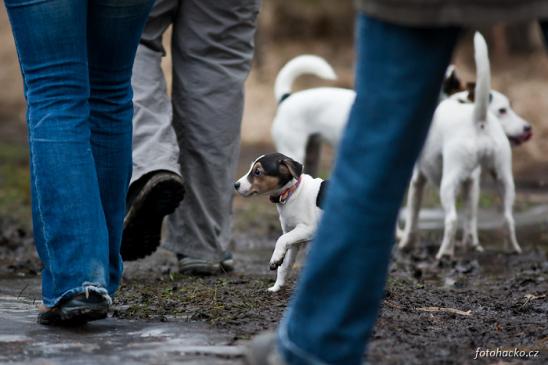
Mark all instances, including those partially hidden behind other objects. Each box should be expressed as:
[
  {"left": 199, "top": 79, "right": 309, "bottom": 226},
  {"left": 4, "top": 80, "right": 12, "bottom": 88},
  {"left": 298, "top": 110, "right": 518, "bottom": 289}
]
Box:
[{"left": 131, "top": 0, "right": 260, "bottom": 260}]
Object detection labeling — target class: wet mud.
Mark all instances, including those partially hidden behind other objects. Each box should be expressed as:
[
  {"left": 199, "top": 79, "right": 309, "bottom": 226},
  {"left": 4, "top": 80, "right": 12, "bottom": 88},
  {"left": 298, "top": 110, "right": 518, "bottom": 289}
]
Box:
[
  {"left": 112, "top": 208, "right": 547, "bottom": 364},
  {"left": 0, "top": 151, "right": 546, "bottom": 363}
]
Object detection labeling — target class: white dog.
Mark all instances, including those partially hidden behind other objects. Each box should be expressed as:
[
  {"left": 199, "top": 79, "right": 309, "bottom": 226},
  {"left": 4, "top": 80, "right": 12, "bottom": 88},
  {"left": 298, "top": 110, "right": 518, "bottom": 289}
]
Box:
[
  {"left": 271, "top": 55, "right": 528, "bottom": 168},
  {"left": 271, "top": 55, "right": 355, "bottom": 164},
  {"left": 398, "top": 33, "right": 532, "bottom": 259},
  {"left": 234, "top": 153, "right": 328, "bottom": 292}
]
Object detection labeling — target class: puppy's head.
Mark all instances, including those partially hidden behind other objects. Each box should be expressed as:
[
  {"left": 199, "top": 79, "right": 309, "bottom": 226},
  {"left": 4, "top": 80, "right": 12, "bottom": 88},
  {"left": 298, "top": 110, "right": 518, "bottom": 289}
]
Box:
[{"left": 234, "top": 153, "right": 303, "bottom": 197}]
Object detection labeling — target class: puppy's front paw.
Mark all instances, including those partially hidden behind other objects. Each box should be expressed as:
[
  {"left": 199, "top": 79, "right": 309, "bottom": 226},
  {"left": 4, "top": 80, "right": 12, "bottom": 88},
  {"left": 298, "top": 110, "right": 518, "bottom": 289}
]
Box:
[
  {"left": 267, "top": 285, "right": 281, "bottom": 293},
  {"left": 269, "top": 250, "right": 285, "bottom": 270},
  {"left": 269, "top": 260, "right": 281, "bottom": 271}
]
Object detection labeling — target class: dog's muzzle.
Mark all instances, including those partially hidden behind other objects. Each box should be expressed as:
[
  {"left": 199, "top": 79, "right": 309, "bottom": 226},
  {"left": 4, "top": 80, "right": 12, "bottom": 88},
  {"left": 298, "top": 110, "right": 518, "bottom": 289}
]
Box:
[{"left": 509, "top": 125, "right": 532, "bottom": 146}]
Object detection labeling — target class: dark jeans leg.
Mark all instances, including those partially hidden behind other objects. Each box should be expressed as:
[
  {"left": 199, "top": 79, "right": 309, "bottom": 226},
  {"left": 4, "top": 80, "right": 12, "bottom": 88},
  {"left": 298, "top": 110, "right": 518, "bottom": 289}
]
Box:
[
  {"left": 87, "top": 0, "right": 154, "bottom": 295},
  {"left": 278, "top": 14, "right": 460, "bottom": 365},
  {"left": 4, "top": 0, "right": 152, "bottom": 306}
]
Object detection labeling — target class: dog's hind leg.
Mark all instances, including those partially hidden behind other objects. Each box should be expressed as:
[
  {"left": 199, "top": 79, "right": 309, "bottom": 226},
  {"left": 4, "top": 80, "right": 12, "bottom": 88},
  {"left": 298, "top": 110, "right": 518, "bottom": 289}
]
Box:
[
  {"left": 495, "top": 169, "right": 522, "bottom": 254},
  {"left": 268, "top": 246, "right": 299, "bottom": 292},
  {"left": 461, "top": 168, "right": 483, "bottom": 252},
  {"left": 398, "top": 169, "right": 426, "bottom": 251},
  {"left": 436, "top": 173, "right": 460, "bottom": 259}
]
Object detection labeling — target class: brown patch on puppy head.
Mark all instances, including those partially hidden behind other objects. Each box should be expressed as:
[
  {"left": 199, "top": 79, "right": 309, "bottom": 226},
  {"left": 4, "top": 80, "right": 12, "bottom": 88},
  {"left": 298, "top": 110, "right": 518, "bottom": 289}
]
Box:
[
  {"left": 245, "top": 161, "right": 282, "bottom": 195},
  {"left": 279, "top": 159, "right": 301, "bottom": 179},
  {"left": 245, "top": 153, "right": 303, "bottom": 195}
]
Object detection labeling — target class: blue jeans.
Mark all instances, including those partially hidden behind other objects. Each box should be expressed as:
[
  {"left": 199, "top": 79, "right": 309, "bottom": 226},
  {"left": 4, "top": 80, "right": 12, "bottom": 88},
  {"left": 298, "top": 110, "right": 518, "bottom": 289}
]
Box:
[
  {"left": 5, "top": 0, "right": 153, "bottom": 308},
  {"left": 278, "top": 14, "right": 460, "bottom": 365}
]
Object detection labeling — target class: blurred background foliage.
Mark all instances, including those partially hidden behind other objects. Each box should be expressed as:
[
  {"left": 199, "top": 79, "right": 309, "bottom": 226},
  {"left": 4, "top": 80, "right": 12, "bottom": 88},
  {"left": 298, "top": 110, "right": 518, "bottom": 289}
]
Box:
[{"left": 0, "top": 0, "right": 548, "bottom": 230}]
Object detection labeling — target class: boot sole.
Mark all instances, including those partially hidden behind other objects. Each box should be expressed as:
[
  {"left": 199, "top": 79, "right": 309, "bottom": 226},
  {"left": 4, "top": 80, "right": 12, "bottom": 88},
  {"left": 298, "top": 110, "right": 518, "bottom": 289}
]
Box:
[{"left": 121, "top": 175, "right": 184, "bottom": 261}]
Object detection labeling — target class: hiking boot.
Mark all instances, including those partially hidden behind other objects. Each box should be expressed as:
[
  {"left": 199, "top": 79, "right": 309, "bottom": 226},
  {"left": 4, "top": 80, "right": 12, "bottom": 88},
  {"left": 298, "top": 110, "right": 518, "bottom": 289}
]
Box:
[
  {"left": 245, "top": 331, "right": 287, "bottom": 365},
  {"left": 121, "top": 171, "right": 184, "bottom": 261},
  {"left": 37, "top": 292, "right": 109, "bottom": 326},
  {"left": 177, "top": 251, "right": 234, "bottom": 276}
]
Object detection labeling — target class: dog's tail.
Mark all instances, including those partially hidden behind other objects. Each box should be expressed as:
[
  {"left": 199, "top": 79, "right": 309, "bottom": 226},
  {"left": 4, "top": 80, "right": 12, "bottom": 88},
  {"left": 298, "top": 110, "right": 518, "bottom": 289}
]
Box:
[
  {"left": 274, "top": 55, "right": 337, "bottom": 103},
  {"left": 473, "top": 32, "right": 490, "bottom": 123}
]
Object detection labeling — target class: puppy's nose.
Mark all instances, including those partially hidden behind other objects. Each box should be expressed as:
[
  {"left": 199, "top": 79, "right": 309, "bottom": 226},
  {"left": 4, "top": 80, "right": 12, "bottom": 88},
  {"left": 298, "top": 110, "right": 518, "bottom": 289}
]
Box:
[
  {"left": 234, "top": 181, "right": 240, "bottom": 190},
  {"left": 524, "top": 125, "right": 532, "bottom": 133}
]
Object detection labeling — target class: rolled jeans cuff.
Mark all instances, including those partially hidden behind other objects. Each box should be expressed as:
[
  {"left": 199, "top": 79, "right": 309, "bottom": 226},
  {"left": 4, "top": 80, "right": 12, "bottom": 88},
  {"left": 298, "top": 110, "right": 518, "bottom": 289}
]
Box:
[
  {"left": 277, "top": 315, "right": 329, "bottom": 365},
  {"left": 42, "top": 282, "right": 112, "bottom": 308}
]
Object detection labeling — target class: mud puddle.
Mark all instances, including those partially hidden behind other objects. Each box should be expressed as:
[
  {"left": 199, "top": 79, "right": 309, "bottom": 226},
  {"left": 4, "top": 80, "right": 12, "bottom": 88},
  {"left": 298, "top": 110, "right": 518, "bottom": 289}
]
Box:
[{"left": 0, "top": 278, "right": 243, "bottom": 365}]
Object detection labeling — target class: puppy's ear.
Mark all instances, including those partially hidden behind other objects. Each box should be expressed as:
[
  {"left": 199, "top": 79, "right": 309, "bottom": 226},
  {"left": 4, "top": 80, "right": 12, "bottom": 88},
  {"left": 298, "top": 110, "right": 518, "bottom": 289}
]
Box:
[
  {"left": 279, "top": 158, "right": 303, "bottom": 179},
  {"left": 443, "top": 66, "right": 464, "bottom": 96},
  {"left": 466, "top": 82, "right": 476, "bottom": 102}
]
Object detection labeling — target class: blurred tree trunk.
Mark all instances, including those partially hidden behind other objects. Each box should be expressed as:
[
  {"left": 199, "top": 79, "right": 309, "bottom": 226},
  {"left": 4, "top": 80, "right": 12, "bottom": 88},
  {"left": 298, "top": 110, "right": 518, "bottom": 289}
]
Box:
[
  {"left": 505, "top": 22, "right": 537, "bottom": 54},
  {"left": 490, "top": 22, "right": 541, "bottom": 57}
]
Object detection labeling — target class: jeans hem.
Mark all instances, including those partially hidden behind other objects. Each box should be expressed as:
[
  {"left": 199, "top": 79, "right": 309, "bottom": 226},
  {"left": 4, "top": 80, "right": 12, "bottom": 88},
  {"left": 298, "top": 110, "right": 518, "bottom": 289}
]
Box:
[
  {"left": 277, "top": 317, "right": 329, "bottom": 365},
  {"left": 43, "top": 282, "right": 112, "bottom": 308}
]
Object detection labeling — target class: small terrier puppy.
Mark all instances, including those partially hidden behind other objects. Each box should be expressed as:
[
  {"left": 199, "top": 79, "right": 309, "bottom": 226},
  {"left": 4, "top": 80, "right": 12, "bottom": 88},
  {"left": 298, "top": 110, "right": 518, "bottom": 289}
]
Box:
[{"left": 234, "top": 153, "right": 328, "bottom": 292}]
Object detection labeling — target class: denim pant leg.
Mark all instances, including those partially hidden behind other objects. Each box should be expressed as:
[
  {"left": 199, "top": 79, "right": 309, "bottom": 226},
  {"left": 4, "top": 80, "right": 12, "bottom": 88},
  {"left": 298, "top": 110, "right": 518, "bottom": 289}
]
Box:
[
  {"left": 87, "top": 0, "right": 154, "bottom": 296},
  {"left": 278, "top": 15, "right": 460, "bottom": 365},
  {"left": 5, "top": 0, "right": 110, "bottom": 307},
  {"left": 5, "top": 0, "right": 152, "bottom": 307}
]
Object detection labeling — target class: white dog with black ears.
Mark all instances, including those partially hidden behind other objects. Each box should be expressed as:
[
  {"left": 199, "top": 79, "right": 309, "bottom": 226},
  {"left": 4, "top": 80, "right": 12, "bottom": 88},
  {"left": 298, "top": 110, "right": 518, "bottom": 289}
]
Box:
[
  {"left": 398, "top": 32, "right": 532, "bottom": 259},
  {"left": 234, "top": 153, "right": 328, "bottom": 292}
]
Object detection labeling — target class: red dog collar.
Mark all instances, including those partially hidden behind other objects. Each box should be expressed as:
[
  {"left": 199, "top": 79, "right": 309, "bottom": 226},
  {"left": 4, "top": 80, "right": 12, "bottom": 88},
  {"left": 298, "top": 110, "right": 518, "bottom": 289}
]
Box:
[{"left": 270, "top": 176, "right": 302, "bottom": 205}]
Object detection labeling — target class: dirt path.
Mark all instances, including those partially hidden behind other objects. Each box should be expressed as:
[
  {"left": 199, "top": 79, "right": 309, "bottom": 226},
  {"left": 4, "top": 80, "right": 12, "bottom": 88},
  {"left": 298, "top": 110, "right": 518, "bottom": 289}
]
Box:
[
  {"left": 0, "top": 277, "right": 241, "bottom": 365},
  {"left": 1, "top": 202, "right": 546, "bottom": 364},
  {"left": 0, "top": 142, "right": 546, "bottom": 364}
]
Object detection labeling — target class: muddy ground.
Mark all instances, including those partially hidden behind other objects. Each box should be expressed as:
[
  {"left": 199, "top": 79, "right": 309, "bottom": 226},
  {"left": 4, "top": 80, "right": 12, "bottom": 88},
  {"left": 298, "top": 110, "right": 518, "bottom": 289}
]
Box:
[
  {"left": 113, "top": 245, "right": 548, "bottom": 365},
  {"left": 114, "top": 209, "right": 548, "bottom": 365},
  {"left": 0, "top": 143, "right": 547, "bottom": 364}
]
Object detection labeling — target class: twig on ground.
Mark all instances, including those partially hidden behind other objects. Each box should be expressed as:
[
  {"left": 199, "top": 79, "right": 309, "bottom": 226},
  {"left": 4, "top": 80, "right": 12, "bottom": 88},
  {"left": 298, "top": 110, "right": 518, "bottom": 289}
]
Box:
[
  {"left": 522, "top": 294, "right": 546, "bottom": 307},
  {"left": 416, "top": 306, "right": 472, "bottom": 316},
  {"left": 384, "top": 300, "right": 402, "bottom": 309}
]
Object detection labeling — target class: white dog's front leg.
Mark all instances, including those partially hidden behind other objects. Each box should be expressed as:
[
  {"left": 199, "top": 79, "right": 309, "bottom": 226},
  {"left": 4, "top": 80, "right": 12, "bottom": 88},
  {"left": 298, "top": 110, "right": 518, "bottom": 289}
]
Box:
[
  {"left": 399, "top": 169, "right": 426, "bottom": 251},
  {"left": 269, "top": 224, "right": 313, "bottom": 270},
  {"left": 268, "top": 247, "right": 299, "bottom": 292}
]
